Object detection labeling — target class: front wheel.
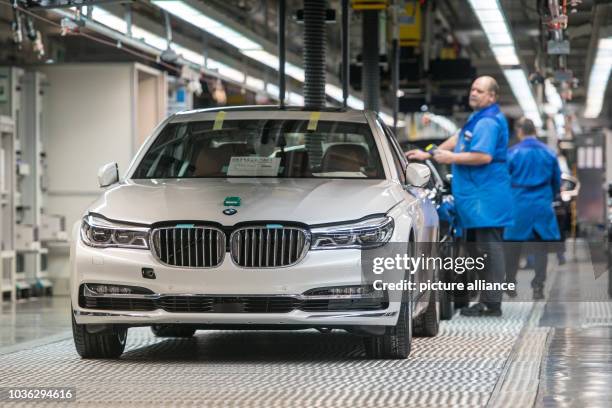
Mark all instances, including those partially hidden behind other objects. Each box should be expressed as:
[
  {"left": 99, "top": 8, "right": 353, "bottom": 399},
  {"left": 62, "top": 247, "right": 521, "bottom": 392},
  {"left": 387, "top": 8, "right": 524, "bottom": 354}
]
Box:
[
  {"left": 439, "top": 286, "right": 454, "bottom": 320},
  {"left": 363, "top": 300, "right": 412, "bottom": 359},
  {"left": 72, "top": 313, "right": 127, "bottom": 359},
  {"left": 413, "top": 291, "right": 440, "bottom": 337}
]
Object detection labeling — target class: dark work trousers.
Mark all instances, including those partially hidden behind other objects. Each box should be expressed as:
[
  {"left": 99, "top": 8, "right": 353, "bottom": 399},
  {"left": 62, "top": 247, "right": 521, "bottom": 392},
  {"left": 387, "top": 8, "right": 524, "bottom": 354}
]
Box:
[
  {"left": 505, "top": 235, "right": 548, "bottom": 290},
  {"left": 465, "top": 227, "right": 505, "bottom": 310}
]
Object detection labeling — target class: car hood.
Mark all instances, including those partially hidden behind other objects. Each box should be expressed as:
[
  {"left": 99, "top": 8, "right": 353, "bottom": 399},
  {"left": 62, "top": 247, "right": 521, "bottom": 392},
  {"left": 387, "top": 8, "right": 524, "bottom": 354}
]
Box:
[{"left": 88, "top": 178, "right": 404, "bottom": 226}]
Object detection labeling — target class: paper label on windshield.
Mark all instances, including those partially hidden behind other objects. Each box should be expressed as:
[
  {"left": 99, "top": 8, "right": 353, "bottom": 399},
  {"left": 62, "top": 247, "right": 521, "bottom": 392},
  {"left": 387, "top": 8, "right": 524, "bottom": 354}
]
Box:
[{"left": 227, "top": 157, "right": 281, "bottom": 176}]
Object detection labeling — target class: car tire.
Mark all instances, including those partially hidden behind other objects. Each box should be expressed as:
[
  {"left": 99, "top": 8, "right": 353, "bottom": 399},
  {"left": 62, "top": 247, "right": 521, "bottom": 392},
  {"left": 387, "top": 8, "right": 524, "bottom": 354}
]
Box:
[
  {"left": 413, "top": 290, "right": 440, "bottom": 337},
  {"left": 151, "top": 325, "right": 196, "bottom": 338},
  {"left": 439, "top": 287, "right": 454, "bottom": 320},
  {"left": 72, "top": 314, "right": 127, "bottom": 359},
  {"left": 363, "top": 298, "right": 412, "bottom": 359}
]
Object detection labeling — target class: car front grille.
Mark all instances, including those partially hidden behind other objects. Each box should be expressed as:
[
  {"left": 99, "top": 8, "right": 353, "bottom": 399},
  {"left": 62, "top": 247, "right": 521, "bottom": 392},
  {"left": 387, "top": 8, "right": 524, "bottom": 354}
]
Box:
[
  {"left": 230, "top": 226, "right": 309, "bottom": 268},
  {"left": 157, "top": 296, "right": 301, "bottom": 313},
  {"left": 151, "top": 226, "right": 225, "bottom": 268},
  {"left": 80, "top": 294, "right": 301, "bottom": 314}
]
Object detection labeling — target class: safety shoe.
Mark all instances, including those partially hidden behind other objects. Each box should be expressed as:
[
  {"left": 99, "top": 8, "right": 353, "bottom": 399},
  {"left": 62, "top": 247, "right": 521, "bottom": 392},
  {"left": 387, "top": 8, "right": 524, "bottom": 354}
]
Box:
[
  {"left": 533, "top": 287, "right": 545, "bottom": 300},
  {"left": 460, "top": 303, "right": 502, "bottom": 317},
  {"left": 505, "top": 288, "right": 518, "bottom": 298},
  {"left": 557, "top": 253, "right": 566, "bottom": 265}
]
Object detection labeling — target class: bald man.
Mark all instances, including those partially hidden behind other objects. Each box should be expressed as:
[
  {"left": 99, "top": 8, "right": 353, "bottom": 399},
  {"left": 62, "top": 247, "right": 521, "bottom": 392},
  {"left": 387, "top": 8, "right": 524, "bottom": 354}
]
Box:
[{"left": 407, "top": 76, "right": 513, "bottom": 316}]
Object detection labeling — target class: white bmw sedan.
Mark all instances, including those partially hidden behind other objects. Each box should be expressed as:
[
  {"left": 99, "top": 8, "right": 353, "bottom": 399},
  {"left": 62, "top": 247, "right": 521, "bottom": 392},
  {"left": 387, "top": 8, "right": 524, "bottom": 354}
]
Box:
[{"left": 71, "top": 106, "right": 439, "bottom": 359}]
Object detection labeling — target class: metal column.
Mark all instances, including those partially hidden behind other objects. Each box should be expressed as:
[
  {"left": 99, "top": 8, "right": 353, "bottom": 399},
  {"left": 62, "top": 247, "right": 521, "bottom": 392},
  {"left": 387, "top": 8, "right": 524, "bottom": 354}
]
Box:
[{"left": 362, "top": 10, "right": 380, "bottom": 112}]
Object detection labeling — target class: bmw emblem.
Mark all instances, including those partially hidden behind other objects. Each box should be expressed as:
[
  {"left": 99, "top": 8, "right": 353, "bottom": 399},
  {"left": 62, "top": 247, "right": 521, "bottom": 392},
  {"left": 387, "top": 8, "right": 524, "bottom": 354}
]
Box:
[{"left": 223, "top": 208, "right": 237, "bottom": 216}]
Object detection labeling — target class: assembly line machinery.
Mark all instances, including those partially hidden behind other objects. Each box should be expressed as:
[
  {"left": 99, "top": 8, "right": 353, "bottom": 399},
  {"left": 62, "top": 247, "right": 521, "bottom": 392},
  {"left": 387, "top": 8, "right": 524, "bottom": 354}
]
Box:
[{"left": 0, "top": 66, "right": 67, "bottom": 301}]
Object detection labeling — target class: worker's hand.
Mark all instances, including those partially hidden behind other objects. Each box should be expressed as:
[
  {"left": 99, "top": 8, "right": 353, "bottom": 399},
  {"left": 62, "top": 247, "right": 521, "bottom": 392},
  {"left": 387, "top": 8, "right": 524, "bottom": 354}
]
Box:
[
  {"left": 405, "top": 149, "right": 431, "bottom": 161},
  {"left": 432, "top": 149, "right": 455, "bottom": 164}
]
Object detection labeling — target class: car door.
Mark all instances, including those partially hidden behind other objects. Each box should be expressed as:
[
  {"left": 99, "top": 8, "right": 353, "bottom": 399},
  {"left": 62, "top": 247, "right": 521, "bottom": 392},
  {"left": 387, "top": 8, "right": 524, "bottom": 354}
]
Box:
[{"left": 381, "top": 124, "right": 439, "bottom": 290}]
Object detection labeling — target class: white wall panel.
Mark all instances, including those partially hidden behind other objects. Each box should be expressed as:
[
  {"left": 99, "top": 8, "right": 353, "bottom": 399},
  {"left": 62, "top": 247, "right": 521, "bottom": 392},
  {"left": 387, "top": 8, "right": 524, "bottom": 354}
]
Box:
[{"left": 38, "top": 63, "right": 166, "bottom": 290}]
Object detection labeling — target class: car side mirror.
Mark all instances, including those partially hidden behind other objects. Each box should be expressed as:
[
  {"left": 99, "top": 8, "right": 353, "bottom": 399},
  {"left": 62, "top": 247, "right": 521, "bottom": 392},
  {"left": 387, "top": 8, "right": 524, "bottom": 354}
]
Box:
[
  {"left": 405, "top": 163, "right": 431, "bottom": 187},
  {"left": 98, "top": 162, "right": 119, "bottom": 188}
]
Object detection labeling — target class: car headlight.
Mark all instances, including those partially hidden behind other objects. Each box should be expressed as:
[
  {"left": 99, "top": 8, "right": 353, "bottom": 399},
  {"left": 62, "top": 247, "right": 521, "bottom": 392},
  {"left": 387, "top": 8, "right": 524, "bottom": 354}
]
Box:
[
  {"left": 310, "top": 216, "right": 394, "bottom": 250},
  {"left": 81, "top": 215, "right": 150, "bottom": 249}
]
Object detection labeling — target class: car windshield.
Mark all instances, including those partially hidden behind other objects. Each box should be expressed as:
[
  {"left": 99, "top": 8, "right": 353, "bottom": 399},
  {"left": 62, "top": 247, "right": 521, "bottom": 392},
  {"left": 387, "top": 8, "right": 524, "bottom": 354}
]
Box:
[{"left": 132, "top": 119, "right": 384, "bottom": 179}]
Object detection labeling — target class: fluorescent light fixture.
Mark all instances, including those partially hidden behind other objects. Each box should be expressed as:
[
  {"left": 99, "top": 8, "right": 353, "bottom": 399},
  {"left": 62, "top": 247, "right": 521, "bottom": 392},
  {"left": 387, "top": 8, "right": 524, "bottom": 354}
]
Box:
[
  {"left": 324, "top": 84, "right": 365, "bottom": 109},
  {"left": 242, "top": 50, "right": 306, "bottom": 82},
  {"left": 152, "top": 1, "right": 262, "bottom": 51},
  {"left": 492, "top": 45, "right": 519, "bottom": 66},
  {"left": 584, "top": 37, "right": 612, "bottom": 118},
  {"left": 544, "top": 78, "right": 563, "bottom": 112},
  {"left": 246, "top": 76, "right": 265, "bottom": 91},
  {"left": 469, "top": 0, "right": 498, "bottom": 8},
  {"left": 90, "top": 7, "right": 127, "bottom": 33},
  {"left": 174, "top": 44, "right": 205, "bottom": 65},
  {"left": 324, "top": 84, "right": 343, "bottom": 102},
  {"left": 468, "top": 0, "right": 519, "bottom": 64},
  {"left": 288, "top": 92, "right": 305, "bottom": 105},
  {"left": 90, "top": 3, "right": 372, "bottom": 110},
  {"left": 152, "top": 1, "right": 367, "bottom": 107},
  {"left": 207, "top": 58, "right": 245, "bottom": 83},
  {"left": 503, "top": 69, "right": 542, "bottom": 127},
  {"left": 474, "top": 8, "right": 505, "bottom": 23},
  {"left": 484, "top": 31, "right": 513, "bottom": 46},
  {"left": 266, "top": 83, "right": 279, "bottom": 99},
  {"left": 554, "top": 113, "right": 565, "bottom": 137},
  {"left": 378, "top": 112, "right": 406, "bottom": 128},
  {"left": 347, "top": 96, "right": 365, "bottom": 110}
]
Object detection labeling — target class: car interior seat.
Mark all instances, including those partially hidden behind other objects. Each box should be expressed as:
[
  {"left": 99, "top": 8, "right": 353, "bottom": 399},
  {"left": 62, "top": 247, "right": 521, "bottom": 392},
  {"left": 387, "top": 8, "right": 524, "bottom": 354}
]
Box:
[
  {"left": 320, "top": 144, "right": 369, "bottom": 173},
  {"left": 275, "top": 150, "right": 311, "bottom": 177},
  {"left": 193, "top": 143, "right": 255, "bottom": 177}
]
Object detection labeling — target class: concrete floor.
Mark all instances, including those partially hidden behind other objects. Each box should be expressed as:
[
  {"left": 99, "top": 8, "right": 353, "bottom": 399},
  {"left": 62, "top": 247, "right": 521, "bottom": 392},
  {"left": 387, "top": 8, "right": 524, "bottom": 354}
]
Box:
[{"left": 0, "top": 240, "right": 610, "bottom": 407}]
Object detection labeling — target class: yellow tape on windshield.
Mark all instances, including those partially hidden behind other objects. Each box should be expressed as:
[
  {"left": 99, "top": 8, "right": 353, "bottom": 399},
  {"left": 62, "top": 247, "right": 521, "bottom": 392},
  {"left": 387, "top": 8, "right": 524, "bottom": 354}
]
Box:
[
  {"left": 307, "top": 112, "right": 321, "bottom": 131},
  {"left": 213, "top": 111, "right": 226, "bottom": 130}
]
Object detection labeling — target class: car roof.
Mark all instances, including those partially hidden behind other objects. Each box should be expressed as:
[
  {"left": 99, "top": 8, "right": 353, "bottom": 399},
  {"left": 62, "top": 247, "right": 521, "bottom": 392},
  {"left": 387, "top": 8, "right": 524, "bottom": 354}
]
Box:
[{"left": 169, "top": 105, "right": 369, "bottom": 124}]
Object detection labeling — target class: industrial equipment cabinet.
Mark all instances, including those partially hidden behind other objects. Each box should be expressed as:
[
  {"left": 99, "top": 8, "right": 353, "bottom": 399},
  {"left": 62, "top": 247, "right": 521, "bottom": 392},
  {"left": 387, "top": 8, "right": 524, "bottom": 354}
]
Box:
[{"left": 0, "top": 115, "right": 16, "bottom": 302}]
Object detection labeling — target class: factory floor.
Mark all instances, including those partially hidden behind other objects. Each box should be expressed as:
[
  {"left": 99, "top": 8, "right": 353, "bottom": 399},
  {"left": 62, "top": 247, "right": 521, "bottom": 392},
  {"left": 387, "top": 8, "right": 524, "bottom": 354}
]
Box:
[{"left": 1, "top": 240, "right": 610, "bottom": 407}]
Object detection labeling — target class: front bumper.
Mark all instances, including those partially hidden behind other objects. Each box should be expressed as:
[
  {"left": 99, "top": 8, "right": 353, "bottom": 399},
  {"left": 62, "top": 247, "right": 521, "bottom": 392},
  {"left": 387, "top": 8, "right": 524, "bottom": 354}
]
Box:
[{"left": 71, "top": 239, "right": 401, "bottom": 327}]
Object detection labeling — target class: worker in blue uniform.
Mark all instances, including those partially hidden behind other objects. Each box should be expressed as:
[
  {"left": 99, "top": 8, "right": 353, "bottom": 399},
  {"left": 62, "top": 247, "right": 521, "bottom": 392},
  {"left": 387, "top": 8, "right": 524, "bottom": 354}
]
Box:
[
  {"left": 407, "top": 76, "right": 513, "bottom": 316},
  {"left": 504, "top": 117, "right": 561, "bottom": 300}
]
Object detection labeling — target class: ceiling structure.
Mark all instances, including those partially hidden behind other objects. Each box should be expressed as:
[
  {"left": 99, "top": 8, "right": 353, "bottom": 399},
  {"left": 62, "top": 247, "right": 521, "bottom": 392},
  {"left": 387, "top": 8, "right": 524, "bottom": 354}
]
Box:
[{"left": 1, "top": 0, "right": 612, "bottom": 133}]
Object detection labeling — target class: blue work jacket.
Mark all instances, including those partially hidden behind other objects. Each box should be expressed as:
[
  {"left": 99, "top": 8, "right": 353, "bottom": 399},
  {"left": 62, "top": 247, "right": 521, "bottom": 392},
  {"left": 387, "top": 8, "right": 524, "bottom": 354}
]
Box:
[
  {"left": 452, "top": 103, "right": 513, "bottom": 229},
  {"left": 503, "top": 136, "right": 561, "bottom": 241}
]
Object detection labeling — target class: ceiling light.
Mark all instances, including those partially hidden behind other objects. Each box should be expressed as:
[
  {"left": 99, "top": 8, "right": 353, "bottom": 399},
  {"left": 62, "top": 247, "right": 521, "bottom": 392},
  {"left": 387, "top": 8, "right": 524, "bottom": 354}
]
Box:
[
  {"left": 152, "top": 1, "right": 262, "bottom": 51},
  {"left": 584, "top": 37, "right": 612, "bottom": 118},
  {"left": 469, "top": 0, "right": 499, "bottom": 10},
  {"left": 207, "top": 58, "right": 245, "bottom": 83},
  {"left": 90, "top": 7, "right": 127, "bottom": 33},
  {"left": 492, "top": 45, "right": 519, "bottom": 65},
  {"left": 242, "top": 50, "right": 306, "bottom": 82},
  {"left": 246, "top": 76, "right": 265, "bottom": 91},
  {"left": 266, "top": 83, "right": 279, "bottom": 99},
  {"left": 544, "top": 78, "right": 562, "bottom": 111},
  {"left": 503, "top": 69, "right": 542, "bottom": 127},
  {"left": 378, "top": 112, "right": 406, "bottom": 128},
  {"left": 288, "top": 92, "right": 304, "bottom": 105},
  {"left": 474, "top": 9, "right": 505, "bottom": 23}
]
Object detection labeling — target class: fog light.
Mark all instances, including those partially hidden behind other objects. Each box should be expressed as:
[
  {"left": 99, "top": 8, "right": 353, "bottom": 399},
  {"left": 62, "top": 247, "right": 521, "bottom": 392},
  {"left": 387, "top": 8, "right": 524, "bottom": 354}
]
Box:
[
  {"left": 304, "top": 285, "right": 383, "bottom": 297},
  {"left": 84, "top": 284, "right": 153, "bottom": 296}
]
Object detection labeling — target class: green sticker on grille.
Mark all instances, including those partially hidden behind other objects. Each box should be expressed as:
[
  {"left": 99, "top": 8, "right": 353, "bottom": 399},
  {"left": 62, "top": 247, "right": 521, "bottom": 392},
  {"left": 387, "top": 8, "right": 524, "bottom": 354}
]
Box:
[
  {"left": 266, "top": 224, "right": 283, "bottom": 229},
  {"left": 224, "top": 196, "right": 241, "bottom": 206},
  {"left": 175, "top": 223, "right": 195, "bottom": 228}
]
